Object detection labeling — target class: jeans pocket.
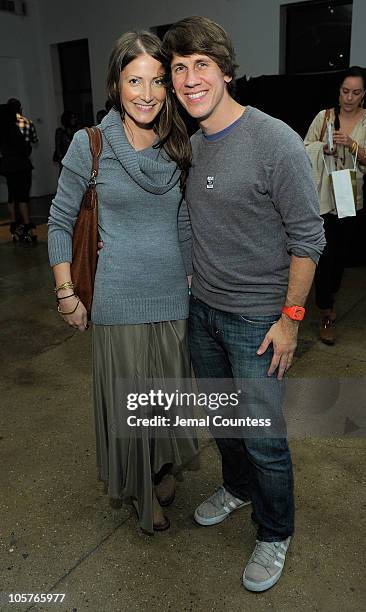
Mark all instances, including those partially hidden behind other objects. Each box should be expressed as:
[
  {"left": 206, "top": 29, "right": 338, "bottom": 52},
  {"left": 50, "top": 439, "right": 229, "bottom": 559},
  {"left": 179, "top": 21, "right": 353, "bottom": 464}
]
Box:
[{"left": 240, "top": 314, "right": 280, "bottom": 326}]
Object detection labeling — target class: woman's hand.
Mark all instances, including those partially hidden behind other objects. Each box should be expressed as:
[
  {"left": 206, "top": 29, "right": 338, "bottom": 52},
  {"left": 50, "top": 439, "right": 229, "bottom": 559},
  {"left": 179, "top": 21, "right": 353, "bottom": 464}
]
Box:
[
  {"left": 333, "top": 130, "right": 354, "bottom": 148},
  {"left": 57, "top": 293, "right": 88, "bottom": 331}
]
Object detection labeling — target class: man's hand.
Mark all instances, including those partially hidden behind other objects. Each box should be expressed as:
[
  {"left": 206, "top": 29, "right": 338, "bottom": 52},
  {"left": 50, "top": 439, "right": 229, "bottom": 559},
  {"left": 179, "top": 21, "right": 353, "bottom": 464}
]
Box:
[{"left": 256, "top": 315, "right": 299, "bottom": 379}]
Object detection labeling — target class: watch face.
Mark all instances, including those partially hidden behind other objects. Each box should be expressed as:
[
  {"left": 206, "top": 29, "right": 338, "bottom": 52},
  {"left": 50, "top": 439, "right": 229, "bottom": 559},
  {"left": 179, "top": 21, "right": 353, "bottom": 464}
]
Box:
[
  {"left": 293, "top": 307, "right": 304, "bottom": 320},
  {"left": 283, "top": 306, "right": 305, "bottom": 320}
]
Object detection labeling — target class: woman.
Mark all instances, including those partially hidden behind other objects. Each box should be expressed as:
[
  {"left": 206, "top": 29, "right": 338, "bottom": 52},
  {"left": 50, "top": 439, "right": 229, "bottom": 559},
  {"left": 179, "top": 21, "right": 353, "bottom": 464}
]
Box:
[
  {"left": 0, "top": 104, "right": 35, "bottom": 243},
  {"left": 305, "top": 66, "right": 366, "bottom": 344},
  {"left": 53, "top": 110, "right": 78, "bottom": 173},
  {"left": 48, "top": 32, "right": 197, "bottom": 533}
]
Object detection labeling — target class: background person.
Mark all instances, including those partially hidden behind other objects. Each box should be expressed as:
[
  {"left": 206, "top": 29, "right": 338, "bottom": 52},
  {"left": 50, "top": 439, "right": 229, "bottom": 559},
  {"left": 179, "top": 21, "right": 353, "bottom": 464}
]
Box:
[
  {"left": 96, "top": 108, "right": 107, "bottom": 123},
  {"left": 305, "top": 66, "right": 366, "bottom": 344},
  {"left": 96, "top": 99, "right": 114, "bottom": 124},
  {"left": 53, "top": 110, "right": 78, "bottom": 173},
  {"left": 0, "top": 104, "right": 35, "bottom": 243},
  {"left": 6, "top": 98, "right": 38, "bottom": 242},
  {"left": 48, "top": 31, "right": 196, "bottom": 534}
]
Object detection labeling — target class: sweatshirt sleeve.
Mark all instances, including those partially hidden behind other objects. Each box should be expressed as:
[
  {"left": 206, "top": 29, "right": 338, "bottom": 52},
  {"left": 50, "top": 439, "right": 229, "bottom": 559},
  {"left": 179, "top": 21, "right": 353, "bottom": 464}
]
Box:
[
  {"left": 177, "top": 198, "right": 193, "bottom": 275},
  {"left": 269, "top": 129, "right": 326, "bottom": 264},
  {"left": 48, "top": 129, "right": 91, "bottom": 266}
]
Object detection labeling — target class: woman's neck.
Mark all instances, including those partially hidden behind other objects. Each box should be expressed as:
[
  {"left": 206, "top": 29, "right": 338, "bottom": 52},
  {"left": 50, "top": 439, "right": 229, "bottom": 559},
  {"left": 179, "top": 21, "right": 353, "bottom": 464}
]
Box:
[
  {"left": 339, "top": 106, "right": 364, "bottom": 121},
  {"left": 123, "top": 115, "right": 156, "bottom": 151}
]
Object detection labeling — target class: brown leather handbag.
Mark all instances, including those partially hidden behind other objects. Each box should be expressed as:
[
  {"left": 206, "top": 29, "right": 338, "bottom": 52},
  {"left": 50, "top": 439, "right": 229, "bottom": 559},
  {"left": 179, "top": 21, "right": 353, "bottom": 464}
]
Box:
[{"left": 70, "top": 126, "right": 102, "bottom": 319}]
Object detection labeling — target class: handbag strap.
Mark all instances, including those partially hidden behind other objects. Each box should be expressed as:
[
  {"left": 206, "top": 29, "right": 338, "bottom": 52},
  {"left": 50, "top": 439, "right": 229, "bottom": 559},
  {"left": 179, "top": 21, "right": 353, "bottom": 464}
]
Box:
[
  {"left": 351, "top": 143, "right": 358, "bottom": 170},
  {"left": 85, "top": 126, "right": 102, "bottom": 183},
  {"left": 319, "top": 108, "right": 331, "bottom": 142}
]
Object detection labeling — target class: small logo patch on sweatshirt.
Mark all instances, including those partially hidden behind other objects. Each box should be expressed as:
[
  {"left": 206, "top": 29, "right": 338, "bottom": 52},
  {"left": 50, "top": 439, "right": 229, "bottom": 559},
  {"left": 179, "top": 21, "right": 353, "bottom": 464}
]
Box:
[{"left": 206, "top": 176, "right": 214, "bottom": 189}]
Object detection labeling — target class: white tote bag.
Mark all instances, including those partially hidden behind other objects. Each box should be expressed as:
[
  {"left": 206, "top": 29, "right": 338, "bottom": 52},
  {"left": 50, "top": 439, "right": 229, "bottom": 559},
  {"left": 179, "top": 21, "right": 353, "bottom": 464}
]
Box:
[{"left": 323, "top": 145, "right": 358, "bottom": 218}]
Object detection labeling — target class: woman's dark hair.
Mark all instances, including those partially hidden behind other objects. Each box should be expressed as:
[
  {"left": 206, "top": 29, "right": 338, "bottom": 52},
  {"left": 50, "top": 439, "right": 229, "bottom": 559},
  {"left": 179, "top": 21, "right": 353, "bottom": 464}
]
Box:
[
  {"left": 106, "top": 30, "right": 191, "bottom": 186},
  {"left": 161, "top": 16, "right": 239, "bottom": 96},
  {"left": 334, "top": 65, "right": 365, "bottom": 130}
]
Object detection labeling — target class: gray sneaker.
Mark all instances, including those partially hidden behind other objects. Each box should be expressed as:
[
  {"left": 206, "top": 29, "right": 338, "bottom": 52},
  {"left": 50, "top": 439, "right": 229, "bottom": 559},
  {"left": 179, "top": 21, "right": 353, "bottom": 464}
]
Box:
[
  {"left": 243, "top": 537, "right": 291, "bottom": 592},
  {"left": 194, "top": 486, "right": 251, "bottom": 526}
]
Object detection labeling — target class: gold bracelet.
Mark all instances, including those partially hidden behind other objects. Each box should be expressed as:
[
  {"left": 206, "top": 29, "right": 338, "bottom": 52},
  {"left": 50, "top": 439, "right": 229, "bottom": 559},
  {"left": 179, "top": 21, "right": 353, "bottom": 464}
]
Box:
[
  {"left": 55, "top": 281, "right": 74, "bottom": 293},
  {"left": 57, "top": 297, "right": 80, "bottom": 315}
]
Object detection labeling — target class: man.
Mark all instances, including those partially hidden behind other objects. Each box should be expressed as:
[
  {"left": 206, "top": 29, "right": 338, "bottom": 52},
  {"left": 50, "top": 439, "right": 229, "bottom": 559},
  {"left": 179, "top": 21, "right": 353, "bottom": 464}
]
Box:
[
  {"left": 7, "top": 98, "right": 38, "bottom": 242},
  {"left": 162, "top": 17, "right": 325, "bottom": 592}
]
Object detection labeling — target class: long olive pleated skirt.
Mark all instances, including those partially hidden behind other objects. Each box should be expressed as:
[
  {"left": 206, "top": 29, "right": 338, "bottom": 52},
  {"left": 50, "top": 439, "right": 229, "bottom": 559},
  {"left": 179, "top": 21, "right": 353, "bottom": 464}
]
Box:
[{"left": 92, "top": 320, "right": 198, "bottom": 533}]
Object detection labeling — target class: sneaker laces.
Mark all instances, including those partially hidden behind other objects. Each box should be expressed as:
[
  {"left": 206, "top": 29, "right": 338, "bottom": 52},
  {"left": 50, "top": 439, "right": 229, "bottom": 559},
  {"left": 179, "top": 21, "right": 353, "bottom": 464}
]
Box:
[
  {"left": 251, "top": 541, "right": 278, "bottom": 568},
  {"left": 209, "top": 486, "right": 238, "bottom": 511},
  {"left": 208, "top": 486, "right": 227, "bottom": 510}
]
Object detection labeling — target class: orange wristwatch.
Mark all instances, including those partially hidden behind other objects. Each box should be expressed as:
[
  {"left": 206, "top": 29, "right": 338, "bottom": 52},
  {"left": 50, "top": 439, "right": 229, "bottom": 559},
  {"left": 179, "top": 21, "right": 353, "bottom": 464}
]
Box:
[{"left": 281, "top": 305, "right": 305, "bottom": 321}]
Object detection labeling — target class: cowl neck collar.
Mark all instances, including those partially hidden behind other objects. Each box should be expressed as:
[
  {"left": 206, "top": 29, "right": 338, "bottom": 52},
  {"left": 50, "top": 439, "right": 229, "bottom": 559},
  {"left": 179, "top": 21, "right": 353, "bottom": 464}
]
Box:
[{"left": 100, "top": 109, "right": 180, "bottom": 194}]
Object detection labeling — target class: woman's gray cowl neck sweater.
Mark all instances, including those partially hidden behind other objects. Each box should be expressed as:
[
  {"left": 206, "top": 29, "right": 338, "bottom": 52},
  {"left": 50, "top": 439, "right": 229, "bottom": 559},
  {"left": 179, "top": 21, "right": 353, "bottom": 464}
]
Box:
[{"left": 48, "top": 109, "right": 192, "bottom": 325}]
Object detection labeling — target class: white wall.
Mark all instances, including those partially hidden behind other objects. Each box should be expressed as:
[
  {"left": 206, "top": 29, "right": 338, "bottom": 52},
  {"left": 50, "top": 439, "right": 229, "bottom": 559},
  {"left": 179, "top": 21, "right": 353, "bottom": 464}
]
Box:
[
  {"left": 35, "top": 0, "right": 309, "bottom": 115},
  {"left": 350, "top": 0, "right": 366, "bottom": 66},
  {"left": 1, "top": 0, "right": 365, "bottom": 199}
]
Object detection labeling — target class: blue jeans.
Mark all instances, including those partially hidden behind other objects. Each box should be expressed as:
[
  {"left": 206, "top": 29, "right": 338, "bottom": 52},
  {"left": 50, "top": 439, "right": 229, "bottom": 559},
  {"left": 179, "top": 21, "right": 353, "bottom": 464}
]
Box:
[{"left": 188, "top": 295, "right": 294, "bottom": 542}]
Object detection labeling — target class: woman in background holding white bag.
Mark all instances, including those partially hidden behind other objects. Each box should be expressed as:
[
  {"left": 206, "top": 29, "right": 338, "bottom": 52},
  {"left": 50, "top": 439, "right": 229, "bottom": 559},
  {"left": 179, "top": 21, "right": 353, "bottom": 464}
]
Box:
[{"left": 305, "top": 66, "right": 366, "bottom": 345}]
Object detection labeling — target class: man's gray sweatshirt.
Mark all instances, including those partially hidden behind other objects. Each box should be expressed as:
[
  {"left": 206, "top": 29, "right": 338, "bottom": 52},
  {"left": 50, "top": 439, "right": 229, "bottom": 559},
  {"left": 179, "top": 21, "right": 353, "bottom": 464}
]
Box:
[
  {"left": 186, "top": 106, "right": 326, "bottom": 314},
  {"left": 48, "top": 110, "right": 191, "bottom": 325}
]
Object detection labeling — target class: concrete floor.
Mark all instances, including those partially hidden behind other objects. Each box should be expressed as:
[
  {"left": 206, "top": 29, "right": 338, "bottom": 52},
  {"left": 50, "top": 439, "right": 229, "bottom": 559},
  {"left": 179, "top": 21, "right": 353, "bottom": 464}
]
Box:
[{"left": 0, "top": 202, "right": 365, "bottom": 612}]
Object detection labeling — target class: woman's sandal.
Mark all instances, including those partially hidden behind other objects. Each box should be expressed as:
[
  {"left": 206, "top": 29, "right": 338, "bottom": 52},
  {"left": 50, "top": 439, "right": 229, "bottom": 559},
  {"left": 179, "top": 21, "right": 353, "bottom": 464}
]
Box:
[
  {"left": 153, "top": 515, "right": 170, "bottom": 531},
  {"left": 109, "top": 497, "right": 123, "bottom": 509},
  {"left": 132, "top": 498, "right": 170, "bottom": 533},
  {"left": 155, "top": 474, "right": 176, "bottom": 507},
  {"left": 158, "top": 491, "right": 176, "bottom": 507}
]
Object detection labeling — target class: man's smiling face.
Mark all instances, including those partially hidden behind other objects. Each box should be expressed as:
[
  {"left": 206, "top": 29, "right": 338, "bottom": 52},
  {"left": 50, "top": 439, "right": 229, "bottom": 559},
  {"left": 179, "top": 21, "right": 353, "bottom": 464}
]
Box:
[{"left": 170, "top": 54, "right": 232, "bottom": 123}]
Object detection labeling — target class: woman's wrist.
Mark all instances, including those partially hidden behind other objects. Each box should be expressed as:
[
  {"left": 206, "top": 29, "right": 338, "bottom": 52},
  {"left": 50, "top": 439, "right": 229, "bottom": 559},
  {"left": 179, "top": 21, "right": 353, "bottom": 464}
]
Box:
[
  {"left": 55, "top": 288, "right": 79, "bottom": 314},
  {"left": 56, "top": 287, "right": 76, "bottom": 299},
  {"left": 352, "top": 142, "right": 366, "bottom": 161},
  {"left": 358, "top": 146, "right": 366, "bottom": 162},
  {"left": 57, "top": 294, "right": 78, "bottom": 303},
  {"left": 54, "top": 280, "right": 74, "bottom": 294},
  {"left": 57, "top": 296, "right": 80, "bottom": 315}
]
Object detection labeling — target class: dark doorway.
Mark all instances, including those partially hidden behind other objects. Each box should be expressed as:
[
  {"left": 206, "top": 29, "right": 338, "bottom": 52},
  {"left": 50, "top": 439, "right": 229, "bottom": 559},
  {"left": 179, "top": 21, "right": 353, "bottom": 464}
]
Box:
[
  {"left": 281, "top": 0, "right": 353, "bottom": 74},
  {"left": 57, "top": 39, "right": 94, "bottom": 127}
]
